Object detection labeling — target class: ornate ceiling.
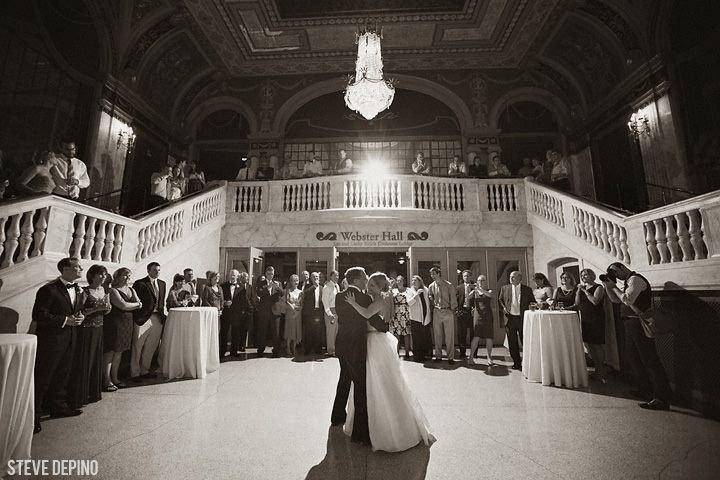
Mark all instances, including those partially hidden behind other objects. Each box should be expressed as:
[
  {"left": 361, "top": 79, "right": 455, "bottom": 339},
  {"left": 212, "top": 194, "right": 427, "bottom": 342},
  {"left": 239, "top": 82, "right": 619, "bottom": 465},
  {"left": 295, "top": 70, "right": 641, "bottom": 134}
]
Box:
[{"left": 181, "top": 0, "right": 562, "bottom": 75}]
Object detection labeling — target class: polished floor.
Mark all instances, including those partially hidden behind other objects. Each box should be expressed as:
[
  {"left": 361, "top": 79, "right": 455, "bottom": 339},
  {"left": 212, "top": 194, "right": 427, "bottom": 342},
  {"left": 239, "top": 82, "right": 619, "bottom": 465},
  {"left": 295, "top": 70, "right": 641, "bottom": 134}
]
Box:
[{"left": 29, "top": 348, "right": 720, "bottom": 480}]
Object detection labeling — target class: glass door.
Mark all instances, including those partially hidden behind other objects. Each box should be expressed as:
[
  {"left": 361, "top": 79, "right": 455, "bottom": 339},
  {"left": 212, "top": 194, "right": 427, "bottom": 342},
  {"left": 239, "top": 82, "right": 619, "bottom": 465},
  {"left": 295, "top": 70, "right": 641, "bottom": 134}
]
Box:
[
  {"left": 409, "top": 247, "right": 447, "bottom": 287},
  {"left": 485, "top": 248, "right": 529, "bottom": 344}
]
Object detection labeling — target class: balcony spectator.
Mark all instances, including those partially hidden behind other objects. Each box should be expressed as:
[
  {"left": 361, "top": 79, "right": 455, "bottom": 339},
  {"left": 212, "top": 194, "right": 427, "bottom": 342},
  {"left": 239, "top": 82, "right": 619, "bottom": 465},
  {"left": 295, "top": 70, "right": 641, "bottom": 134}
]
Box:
[
  {"left": 149, "top": 165, "right": 171, "bottom": 208},
  {"left": 17, "top": 150, "right": 57, "bottom": 195},
  {"left": 167, "top": 165, "right": 184, "bottom": 201},
  {"left": 411, "top": 152, "right": 431, "bottom": 175},
  {"left": 548, "top": 149, "right": 571, "bottom": 191},
  {"left": 531, "top": 157, "right": 547, "bottom": 182},
  {"left": 51, "top": 138, "right": 90, "bottom": 200},
  {"left": 575, "top": 268, "right": 608, "bottom": 384},
  {"left": 303, "top": 155, "right": 323, "bottom": 177},
  {"left": 532, "top": 272, "right": 554, "bottom": 305},
  {"left": 467, "top": 152, "right": 486, "bottom": 178},
  {"left": 336, "top": 149, "right": 354, "bottom": 174},
  {"left": 518, "top": 157, "right": 534, "bottom": 177},
  {"left": 186, "top": 162, "right": 206, "bottom": 194},
  {"left": 268, "top": 155, "right": 280, "bottom": 179},
  {"left": 487, "top": 152, "right": 511, "bottom": 178},
  {"left": 447, "top": 154, "right": 467, "bottom": 177}
]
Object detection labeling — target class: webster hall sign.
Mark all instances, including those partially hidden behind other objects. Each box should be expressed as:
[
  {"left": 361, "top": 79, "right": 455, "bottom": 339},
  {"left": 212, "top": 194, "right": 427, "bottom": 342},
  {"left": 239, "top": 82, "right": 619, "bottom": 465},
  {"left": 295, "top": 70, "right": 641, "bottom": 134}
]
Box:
[{"left": 316, "top": 230, "right": 429, "bottom": 246}]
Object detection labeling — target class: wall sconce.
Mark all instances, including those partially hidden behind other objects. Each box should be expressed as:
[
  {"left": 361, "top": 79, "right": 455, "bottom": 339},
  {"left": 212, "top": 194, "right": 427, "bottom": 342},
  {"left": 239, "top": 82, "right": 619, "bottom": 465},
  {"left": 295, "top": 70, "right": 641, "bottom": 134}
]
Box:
[
  {"left": 116, "top": 124, "right": 136, "bottom": 152},
  {"left": 627, "top": 112, "right": 651, "bottom": 138}
]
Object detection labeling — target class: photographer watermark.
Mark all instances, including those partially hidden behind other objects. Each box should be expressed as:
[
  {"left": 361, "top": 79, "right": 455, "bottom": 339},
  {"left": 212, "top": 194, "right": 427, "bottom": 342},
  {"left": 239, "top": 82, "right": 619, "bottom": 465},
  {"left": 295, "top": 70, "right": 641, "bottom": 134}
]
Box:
[{"left": 6, "top": 459, "right": 98, "bottom": 476}]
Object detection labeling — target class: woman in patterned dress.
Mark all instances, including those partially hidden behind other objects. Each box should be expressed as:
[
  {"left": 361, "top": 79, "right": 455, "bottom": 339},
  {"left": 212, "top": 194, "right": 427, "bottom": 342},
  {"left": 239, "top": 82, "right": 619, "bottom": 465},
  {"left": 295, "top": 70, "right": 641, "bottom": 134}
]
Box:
[{"left": 391, "top": 275, "right": 412, "bottom": 358}]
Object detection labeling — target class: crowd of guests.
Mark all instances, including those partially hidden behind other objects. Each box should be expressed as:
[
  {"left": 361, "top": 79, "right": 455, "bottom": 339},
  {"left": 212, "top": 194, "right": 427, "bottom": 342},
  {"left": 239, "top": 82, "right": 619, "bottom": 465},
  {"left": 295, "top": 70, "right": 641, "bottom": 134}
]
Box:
[
  {"left": 232, "top": 148, "right": 572, "bottom": 192},
  {"left": 30, "top": 256, "right": 670, "bottom": 435},
  {"left": 149, "top": 159, "right": 206, "bottom": 208},
  {"left": 0, "top": 138, "right": 90, "bottom": 202}
]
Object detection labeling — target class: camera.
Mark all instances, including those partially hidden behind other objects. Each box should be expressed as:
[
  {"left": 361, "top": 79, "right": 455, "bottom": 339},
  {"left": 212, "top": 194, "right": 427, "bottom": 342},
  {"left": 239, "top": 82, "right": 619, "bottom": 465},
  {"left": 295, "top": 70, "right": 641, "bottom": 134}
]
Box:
[{"left": 599, "top": 270, "right": 617, "bottom": 283}]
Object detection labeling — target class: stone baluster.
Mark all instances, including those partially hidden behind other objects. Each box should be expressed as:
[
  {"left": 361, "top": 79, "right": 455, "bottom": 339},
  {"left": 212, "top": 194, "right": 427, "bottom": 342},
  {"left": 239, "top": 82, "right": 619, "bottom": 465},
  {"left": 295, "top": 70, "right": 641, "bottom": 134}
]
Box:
[
  {"left": 16, "top": 211, "right": 35, "bottom": 263},
  {"left": 93, "top": 220, "right": 107, "bottom": 260},
  {"left": 81, "top": 217, "right": 97, "bottom": 260},
  {"left": 151, "top": 222, "right": 160, "bottom": 255},
  {"left": 32, "top": 208, "right": 49, "bottom": 257},
  {"left": 1, "top": 215, "right": 21, "bottom": 268},
  {"left": 687, "top": 209, "right": 706, "bottom": 260},
  {"left": 113, "top": 225, "right": 124, "bottom": 263},
  {"left": 103, "top": 222, "right": 115, "bottom": 261},
  {"left": 572, "top": 207, "right": 580, "bottom": 237},
  {"left": 644, "top": 222, "right": 660, "bottom": 264},
  {"left": 664, "top": 216, "right": 681, "bottom": 262},
  {"left": 234, "top": 187, "right": 240, "bottom": 212},
  {"left": 511, "top": 184, "right": 518, "bottom": 210},
  {"left": 70, "top": 214, "right": 87, "bottom": 258},
  {"left": 619, "top": 226, "right": 630, "bottom": 264},
  {"left": 600, "top": 219, "right": 610, "bottom": 253},
  {"left": 502, "top": 184, "right": 510, "bottom": 211},
  {"left": 0, "top": 217, "right": 7, "bottom": 262},
  {"left": 592, "top": 214, "right": 601, "bottom": 247},
  {"left": 675, "top": 212, "right": 693, "bottom": 261},
  {"left": 610, "top": 223, "right": 620, "bottom": 259},
  {"left": 136, "top": 227, "right": 146, "bottom": 262},
  {"left": 653, "top": 218, "right": 670, "bottom": 263}
]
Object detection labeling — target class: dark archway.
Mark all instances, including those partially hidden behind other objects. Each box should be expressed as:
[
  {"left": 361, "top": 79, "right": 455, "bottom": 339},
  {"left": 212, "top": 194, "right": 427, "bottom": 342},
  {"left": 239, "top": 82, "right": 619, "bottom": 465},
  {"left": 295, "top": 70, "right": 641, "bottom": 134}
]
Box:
[{"left": 194, "top": 109, "right": 252, "bottom": 181}]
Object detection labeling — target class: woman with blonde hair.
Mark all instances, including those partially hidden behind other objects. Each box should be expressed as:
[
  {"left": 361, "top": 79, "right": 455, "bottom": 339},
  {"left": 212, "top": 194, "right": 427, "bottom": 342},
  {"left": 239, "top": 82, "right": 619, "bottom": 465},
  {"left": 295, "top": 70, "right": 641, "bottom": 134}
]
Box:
[
  {"left": 284, "top": 274, "right": 303, "bottom": 356},
  {"left": 553, "top": 271, "right": 578, "bottom": 309},
  {"left": 343, "top": 272, "right": 436, "bottom": 452}
]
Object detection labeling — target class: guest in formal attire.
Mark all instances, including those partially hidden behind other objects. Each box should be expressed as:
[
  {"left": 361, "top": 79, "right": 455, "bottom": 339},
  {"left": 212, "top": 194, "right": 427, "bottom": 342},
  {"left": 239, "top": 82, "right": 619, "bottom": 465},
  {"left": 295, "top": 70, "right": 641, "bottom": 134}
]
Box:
[
  {"left": 447, "top": 154, "right": 467, "bottom": 177},
  {"left": 17, "top": 150, "right": 56, "bottom": 195},
  {"left": 391, "top": 276, "right": 412, "bottom": 358},
  {"left": 428, "top": 267, "right": 458, "bottom": 364},
  {"left": 131, "top": 262, "right": 167, "bottom": 379},
  {"left": 303, "top": 155, "right": 324, "bottom": 177},
  {"left": 220, "top": 270, "right": 253, "bottom": 356},
  {"left": 322, "top": 270, "right": 340, "bottom": 356},
  {"left": 254, "top": 266, "right": 283, "bottom": 357},
  {"left": 32, "top": 257, "right": 86, "bottom": 433},
  {"left": 167, "top": 165, "right": 184, "bottom": 201},
  {"left": 335, "top": 149, "right": 354, "bottom": 174},
  {"left": 602, "top": 263, "right": 672, "bottom": 410},
  {"left": 531, "top": 157, "right": 546, "bottom": 182},
  {"left": 548, "top": 149, "right": 571, "bottom": 191},
  {"left": 518, "top": 157, "right": 534, "bottom": 177},
  {"left": 182, "top": 268, "right": 200, "bottom": 305},
  {"left": 487, "top": 152, "right": 511, "bottom": 178},
  {"left": 467, "top": 152, "right": 486, "bottom": 178},
  {"left": 69, "top": 265, "right": 110, "bottom": 409},
  {"left": 467, "top": 275, "right": 495, "bottom": 366},
  {"left": 149, "top": 165, "right": 171, "bottom": 208},
  {"left": 498, "top": 271, "right": 532, "bottom": 369},
  {"left": 283, "top": 274, "right": 303, "bottom": 356},
  {"left": 406, "top": 275, "right": 432, "bottom": 362},
  {"left": 576, "top": 268, "right": 608, "bottom": 383},
  {"left": 532, "top": 272, "right": 554, "bottom": 305},
  {"left": 298, "top": 270, "right": 311, "bottom": 291},
  {"left": 50, "top": 138, "right": 90, "bottom": 199},
  {"left": 201, "top": 271, "right": 224, "bottom": 314},
  {"left": 167, "top": 274, "right": 190, "bottom": 308},
  {"left": 186, "top": 161, "right": 206, "bottom": 194},
  {"left": 302, "top": 272, "right": 325, "bottom": 356},
  {"left": 411, "top": 152, "right": 431, "bottom": 175},
  {"left": 455, "top": 270, "right": 474, "bottom": 360},
  {"left": 553, "top": 272, "right": 578, "bottom": 309},
  {"left": 104, "top": 268, "right": 142, "bottom": 391}
]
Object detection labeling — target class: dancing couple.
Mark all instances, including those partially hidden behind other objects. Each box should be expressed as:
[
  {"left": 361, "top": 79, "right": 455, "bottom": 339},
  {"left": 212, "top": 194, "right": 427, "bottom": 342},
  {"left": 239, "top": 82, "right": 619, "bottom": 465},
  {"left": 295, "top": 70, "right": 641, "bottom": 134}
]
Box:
[{"left": 330, "top": 267, "right": 436, "bottom": 452}]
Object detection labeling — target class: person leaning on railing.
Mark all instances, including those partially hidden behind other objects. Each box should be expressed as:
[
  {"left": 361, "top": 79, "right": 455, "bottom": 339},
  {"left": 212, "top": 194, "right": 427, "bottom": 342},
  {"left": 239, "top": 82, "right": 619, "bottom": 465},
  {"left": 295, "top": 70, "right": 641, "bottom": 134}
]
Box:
[
  {"left": 447, "top": 154, "right": 467, "bottom": 177},
  {"left": 411, "top": 152, "right": 431, "bottom": 175}
]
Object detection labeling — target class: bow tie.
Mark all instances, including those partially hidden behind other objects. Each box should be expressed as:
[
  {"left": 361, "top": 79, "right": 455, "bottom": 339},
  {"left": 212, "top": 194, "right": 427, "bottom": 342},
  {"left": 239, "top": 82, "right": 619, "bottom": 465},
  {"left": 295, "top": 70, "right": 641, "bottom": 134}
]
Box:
[{"left": 65, "top": 283, "right": 78, "bottom": 289}]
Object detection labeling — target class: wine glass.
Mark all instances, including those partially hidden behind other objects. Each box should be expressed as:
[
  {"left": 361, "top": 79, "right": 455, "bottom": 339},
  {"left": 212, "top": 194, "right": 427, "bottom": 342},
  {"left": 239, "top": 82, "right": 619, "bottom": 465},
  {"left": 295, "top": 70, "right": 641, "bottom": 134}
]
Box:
[
  {"left": 190, "top": 295, "right": 199, "bottom": 306},
  {"left": 529, "top": 302, "right": 538, "bottom": 311},
  {"left": 547, "top": 299, "right": 555, "bottom": 310}
]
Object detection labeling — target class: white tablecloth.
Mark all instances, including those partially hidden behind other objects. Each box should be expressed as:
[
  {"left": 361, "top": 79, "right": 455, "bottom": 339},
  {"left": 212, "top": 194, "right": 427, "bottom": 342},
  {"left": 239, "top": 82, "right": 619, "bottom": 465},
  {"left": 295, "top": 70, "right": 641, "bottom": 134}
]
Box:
[
  {"left": 161, "top": 308, "right": 219, "bottom": 380},
  {"left": 1, "top": 334, "right": 36, "bottom": 472},
  {"left": 522, "top": 311, "right": 588, "bottom": 388}
]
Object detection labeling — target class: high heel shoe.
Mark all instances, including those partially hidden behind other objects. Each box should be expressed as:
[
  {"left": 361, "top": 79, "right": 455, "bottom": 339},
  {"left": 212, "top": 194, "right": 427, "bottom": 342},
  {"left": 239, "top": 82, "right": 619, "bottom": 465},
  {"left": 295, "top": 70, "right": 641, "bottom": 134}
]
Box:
[{"left": 103, "top": 384, "right": 118, "bottom": 392}]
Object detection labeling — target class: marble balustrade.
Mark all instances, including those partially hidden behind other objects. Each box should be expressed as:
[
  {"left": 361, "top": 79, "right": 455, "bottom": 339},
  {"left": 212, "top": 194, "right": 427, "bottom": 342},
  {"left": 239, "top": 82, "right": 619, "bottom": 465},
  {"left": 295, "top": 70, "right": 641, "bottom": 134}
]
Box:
[
  {"left": 0, "top": 199, "right": 50, "bottom": 269},
  {"left": 228, "top": 175, "right": 524, "bottom": 213}
]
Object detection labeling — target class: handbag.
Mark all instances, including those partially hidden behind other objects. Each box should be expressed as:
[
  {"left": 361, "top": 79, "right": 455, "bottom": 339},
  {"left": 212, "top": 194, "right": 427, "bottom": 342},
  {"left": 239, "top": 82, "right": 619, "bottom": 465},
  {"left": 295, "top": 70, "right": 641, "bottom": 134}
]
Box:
[{"left": 629, "top": 303, "right": 656, "bottom": 339}]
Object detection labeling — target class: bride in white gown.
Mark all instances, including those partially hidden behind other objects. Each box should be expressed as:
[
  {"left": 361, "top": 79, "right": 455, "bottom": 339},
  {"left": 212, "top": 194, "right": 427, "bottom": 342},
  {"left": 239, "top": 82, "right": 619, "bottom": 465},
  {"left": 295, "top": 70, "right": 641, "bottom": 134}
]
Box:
[{"left": 343, "top": 272, "right": 436, "bottom": 452}]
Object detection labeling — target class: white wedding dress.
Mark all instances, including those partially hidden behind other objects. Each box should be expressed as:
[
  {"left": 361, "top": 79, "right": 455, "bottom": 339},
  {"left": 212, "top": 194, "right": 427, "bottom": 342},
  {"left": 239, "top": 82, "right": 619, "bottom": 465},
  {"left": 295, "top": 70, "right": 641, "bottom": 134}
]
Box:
[{"left": 344, "top": 325, "right": 436, "bottom": 452}]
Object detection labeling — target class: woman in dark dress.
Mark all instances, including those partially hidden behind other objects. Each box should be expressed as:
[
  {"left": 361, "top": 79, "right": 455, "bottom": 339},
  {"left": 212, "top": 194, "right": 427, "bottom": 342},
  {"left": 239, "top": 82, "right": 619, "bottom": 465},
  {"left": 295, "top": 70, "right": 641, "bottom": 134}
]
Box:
[
  {"left": 201, "top": 271, "right": 224, "bottom": 313},
  {"left": 69, "top": 265, "right": 111, "bottom": 408},
  {"left": 186, "top": 162, "right": 206, "bottom": 194},
  {"left": 553, "top": 271, "right": 578, "bottom": 310},
  {"left": 103, "top": 267, "right": 142, "bottom": 391},
  {"left": 467, "top": 275, "right": 495, "bottom": 367},
  {"left": 575, "top": 268, "right": 607, "bottom": 383}
]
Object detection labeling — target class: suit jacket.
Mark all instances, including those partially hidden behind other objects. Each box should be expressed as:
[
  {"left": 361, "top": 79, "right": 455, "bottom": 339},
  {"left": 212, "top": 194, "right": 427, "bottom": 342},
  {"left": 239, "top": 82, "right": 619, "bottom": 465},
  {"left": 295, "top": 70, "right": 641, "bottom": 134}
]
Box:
[
  {"left": 220, "top": 282, "right": 253, "bottom": 317},
  {"left": 334, "top": 286, "right": 388, "bottom": 362},
  {"left": 498, "top": 283, "right": 533, "bottom": 323},
  {"left": 32, "top": 278, "right": 85, "bottom": 333},
  {"left": 301, "top": 284, "right": 324, "bottom": 319},
  {"left": 456, "top": 283, "right": 475, "bottom": 309},
  {"left": 405, "top": 288, "right": 432, "bottom": 326},
  {"left": 133, "top": 276, "right": 167, "bottom": 325},
  {"left": 255, "top": 278, "right": 283, "bottom": 314}
]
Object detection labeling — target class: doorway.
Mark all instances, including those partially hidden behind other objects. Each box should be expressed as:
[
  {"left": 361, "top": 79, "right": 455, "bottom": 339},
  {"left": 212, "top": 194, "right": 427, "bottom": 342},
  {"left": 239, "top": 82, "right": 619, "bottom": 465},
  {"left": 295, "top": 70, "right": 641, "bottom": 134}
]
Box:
[
  {"left": 262, "top": 251, "right": 298, "bottom": 287},
  {"left": 337, "top": 250, "right": 408, "bottom": 281}
]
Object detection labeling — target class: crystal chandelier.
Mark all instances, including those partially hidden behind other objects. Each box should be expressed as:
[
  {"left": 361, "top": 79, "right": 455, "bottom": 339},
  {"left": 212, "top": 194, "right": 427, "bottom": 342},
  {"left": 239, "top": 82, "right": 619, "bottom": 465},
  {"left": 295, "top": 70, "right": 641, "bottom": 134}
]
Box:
[{"left": 344, "top": 28, "right": 395, "bottom": 120}]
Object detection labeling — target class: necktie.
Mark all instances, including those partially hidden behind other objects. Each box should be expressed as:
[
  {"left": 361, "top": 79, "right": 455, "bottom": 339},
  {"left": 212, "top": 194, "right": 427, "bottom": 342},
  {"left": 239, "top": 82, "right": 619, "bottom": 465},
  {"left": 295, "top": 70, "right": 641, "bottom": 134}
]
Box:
[
  {"left": 152, "top": 280, "right": 159, "bottom": 298},
  {"left": 66, "top": 283, "right": 78, "bottom": 289},
  {"left": 66, "top": 158, "right": 75, "bottom": 193}
]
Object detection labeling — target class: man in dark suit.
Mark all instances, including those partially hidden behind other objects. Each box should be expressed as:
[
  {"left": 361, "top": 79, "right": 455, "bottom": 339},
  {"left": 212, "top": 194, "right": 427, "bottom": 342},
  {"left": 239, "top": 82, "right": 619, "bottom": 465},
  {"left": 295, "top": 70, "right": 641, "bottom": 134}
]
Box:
[
  {"left": 131, "top": 262, "right": 167, "bottom": 379},
  {"left": 32, "top": 257, "right": 85, "bottom": 433},
  {"left": 456, "top": 270, "right": 474, "bottom": 359},
  {"left": 254, "top": 266, "right": 283, "bottom": 357},
  {"left": 302, "top": 272, "right": 324, "bottom": 355},
  {"left": 220, "top": 270, "right": 253, "bottom": 356},
  {"left": 498, "top": 271, "right": 533, "bottom": 369},
  {"left": 330, "top": 267, "right": 388, "bottom": 445}
]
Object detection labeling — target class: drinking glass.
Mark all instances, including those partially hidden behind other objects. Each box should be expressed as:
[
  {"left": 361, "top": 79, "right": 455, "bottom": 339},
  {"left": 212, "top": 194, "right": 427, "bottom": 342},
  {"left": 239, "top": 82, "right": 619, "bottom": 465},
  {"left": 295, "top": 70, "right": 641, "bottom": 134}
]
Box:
[
  {"left": 557, "top": 301, "right": 565, "bottom": 310},
  {"left": 529, "top": 302, "right": 538, "bottom": 311}
]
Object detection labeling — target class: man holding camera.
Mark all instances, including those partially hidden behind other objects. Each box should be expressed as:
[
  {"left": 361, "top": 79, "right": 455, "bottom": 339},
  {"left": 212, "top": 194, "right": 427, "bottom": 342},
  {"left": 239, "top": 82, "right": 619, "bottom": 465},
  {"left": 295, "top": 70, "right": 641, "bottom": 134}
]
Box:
[{"left": 601, "top": 262, "right": 672, "bottom": 411}]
